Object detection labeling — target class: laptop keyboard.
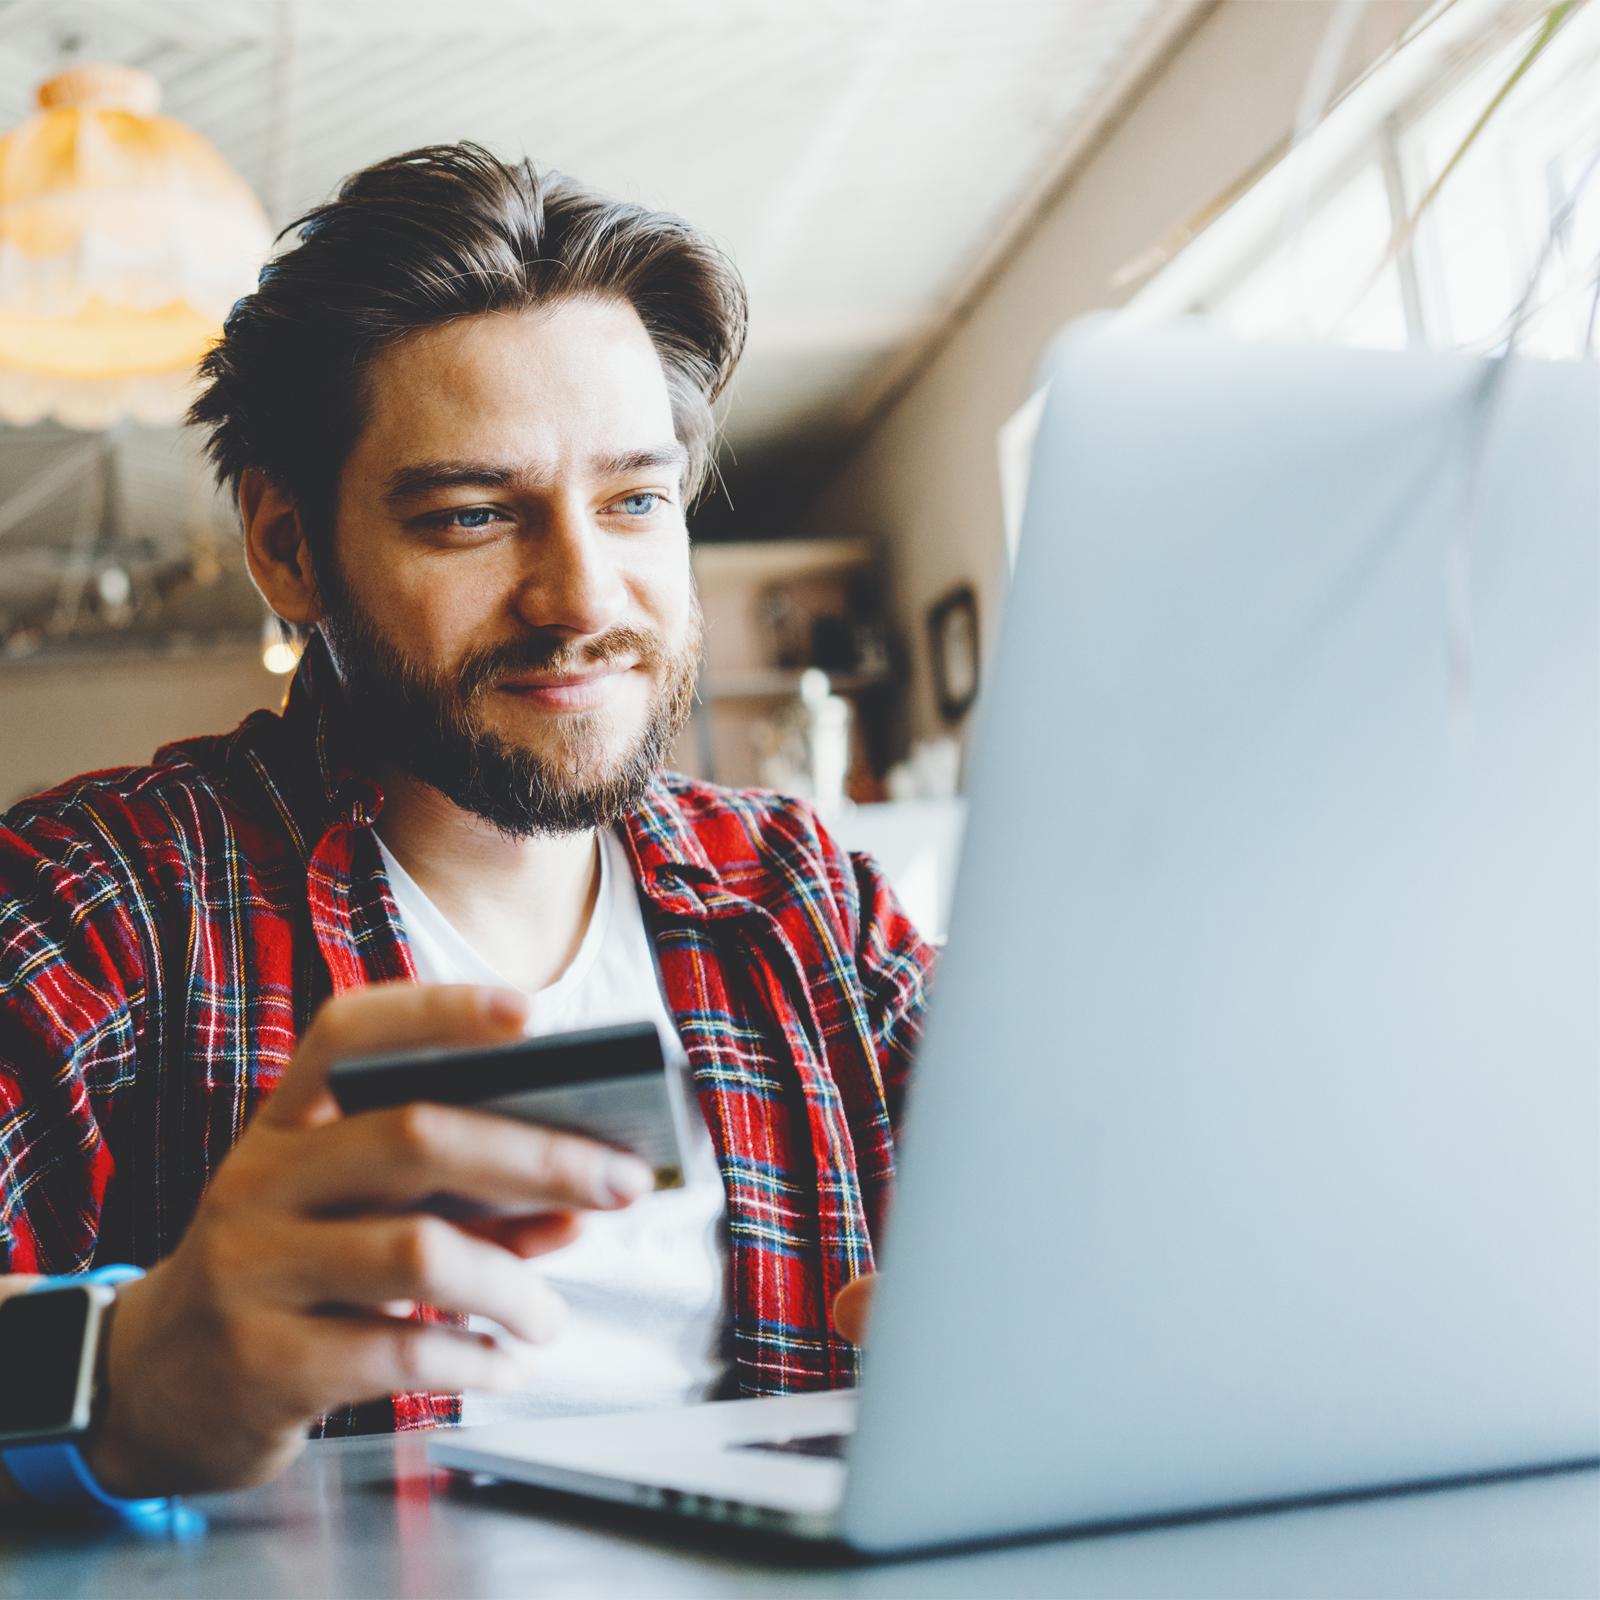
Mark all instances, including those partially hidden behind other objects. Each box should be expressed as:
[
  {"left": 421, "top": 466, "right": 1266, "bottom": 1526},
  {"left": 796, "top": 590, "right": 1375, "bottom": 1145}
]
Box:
[{"left": 736, "top": 1432, "right": 851, "bottom": 1461}]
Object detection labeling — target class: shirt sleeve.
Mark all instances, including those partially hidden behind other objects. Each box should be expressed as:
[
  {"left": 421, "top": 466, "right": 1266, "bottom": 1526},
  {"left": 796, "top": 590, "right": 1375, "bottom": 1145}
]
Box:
[{"left": 0, "top": 819, "right": 138, "bottom": 1275}]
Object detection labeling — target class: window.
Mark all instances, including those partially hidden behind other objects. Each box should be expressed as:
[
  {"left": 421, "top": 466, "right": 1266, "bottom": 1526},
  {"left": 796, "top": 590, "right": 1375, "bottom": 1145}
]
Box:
[
  {"left": 1150, "top": 0, "right": 1600, "bottom": 359},
  {"left": 1206, "top": 162, "right": 1409, "bottom": 347},
  {"left": 998, "top": 2, "right": 1598, "bottom": 574},
  {"left": 1401, "top": 4, "right": 1600, "bottom": 354}
]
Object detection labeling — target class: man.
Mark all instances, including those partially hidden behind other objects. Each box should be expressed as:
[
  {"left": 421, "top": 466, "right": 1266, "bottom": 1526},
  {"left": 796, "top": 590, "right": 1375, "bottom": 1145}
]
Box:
[{"left": 0, "top": 144, "right": 926, "bottom": 1505}]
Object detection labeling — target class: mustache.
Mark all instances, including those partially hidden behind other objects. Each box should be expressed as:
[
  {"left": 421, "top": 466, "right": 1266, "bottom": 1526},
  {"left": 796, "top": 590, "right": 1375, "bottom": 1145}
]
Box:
[{"left": 455, "top": 627, "right": 663, "bottom": 701}]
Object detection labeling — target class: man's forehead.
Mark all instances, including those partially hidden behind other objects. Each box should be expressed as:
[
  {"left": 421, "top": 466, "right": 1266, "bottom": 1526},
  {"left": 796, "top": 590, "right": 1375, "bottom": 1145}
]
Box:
[{"left": 351, "top": 299, "right": 677, "bottom": 478}]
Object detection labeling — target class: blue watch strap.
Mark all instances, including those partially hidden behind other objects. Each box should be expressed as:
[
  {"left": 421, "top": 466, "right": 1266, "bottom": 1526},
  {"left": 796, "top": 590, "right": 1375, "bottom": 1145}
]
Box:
[{"left": 2, "top": 1266, "right": 173, "bottom": 1525}]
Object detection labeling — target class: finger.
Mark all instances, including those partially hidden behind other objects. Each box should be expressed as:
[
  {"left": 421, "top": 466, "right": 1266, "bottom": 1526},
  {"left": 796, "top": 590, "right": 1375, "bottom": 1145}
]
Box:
[
  {"left": 272, "top": 1102, "right": 652, "bottom": 1215},
  {"left": 272, "top": 1216, "right": 567, "bottom": 1348},
  {"left": 293, "top": 1315, "right": 541, "bottom": 1414},
  {"left": 262, "top": 983, "right": 530, "bottom": 1128},
  {"left": 461, "top": 1211, "right": 584, "bottom": 1258},
  {"left": 832, "top": 1273, "right": 876, "bottom": 1345}
]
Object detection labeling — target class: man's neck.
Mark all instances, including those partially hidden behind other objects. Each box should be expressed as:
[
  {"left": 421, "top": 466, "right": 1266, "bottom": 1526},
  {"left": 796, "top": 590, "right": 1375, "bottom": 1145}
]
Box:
[{"left": 374, "top": 771, "right": 603, "bottom": 995}]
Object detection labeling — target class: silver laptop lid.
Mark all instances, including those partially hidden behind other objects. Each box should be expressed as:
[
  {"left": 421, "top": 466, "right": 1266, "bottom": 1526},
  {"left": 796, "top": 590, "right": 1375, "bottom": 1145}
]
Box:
[{"left": 841, "top": 327, "right": 1600, "bottom": 1552}]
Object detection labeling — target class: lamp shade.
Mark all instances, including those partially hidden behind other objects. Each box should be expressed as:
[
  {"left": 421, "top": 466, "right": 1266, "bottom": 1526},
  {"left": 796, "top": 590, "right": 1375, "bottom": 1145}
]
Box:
[{"left": 0, "top": 65, "right": 272, "bottom": 428}]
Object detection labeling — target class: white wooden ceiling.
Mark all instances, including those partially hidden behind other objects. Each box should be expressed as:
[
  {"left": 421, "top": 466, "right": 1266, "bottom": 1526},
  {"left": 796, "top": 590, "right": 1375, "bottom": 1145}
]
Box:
[{"left": 0, "top": 0, "right": 1193, "bottom": 652}]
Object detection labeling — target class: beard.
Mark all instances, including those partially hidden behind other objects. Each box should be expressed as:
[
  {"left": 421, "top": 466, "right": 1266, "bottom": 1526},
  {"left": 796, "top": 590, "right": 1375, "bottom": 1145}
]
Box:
[{"left": 316, "top": 570, "right": 701, "bottom": 840}]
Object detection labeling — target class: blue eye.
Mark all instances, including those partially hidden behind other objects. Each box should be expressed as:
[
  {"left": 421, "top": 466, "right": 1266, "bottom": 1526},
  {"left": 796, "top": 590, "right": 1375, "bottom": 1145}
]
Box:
[
  {"left": 619, "top": 493, "right": 659, "bottom": 516},
  {"left": 450, "top": 507, "right": 499, "bottom": 529}
]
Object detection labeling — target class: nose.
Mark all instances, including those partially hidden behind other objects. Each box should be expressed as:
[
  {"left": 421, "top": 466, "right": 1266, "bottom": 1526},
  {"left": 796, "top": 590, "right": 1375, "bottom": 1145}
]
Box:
[{"left": 510, "top": 498, "right": 629, "bottom": 639}]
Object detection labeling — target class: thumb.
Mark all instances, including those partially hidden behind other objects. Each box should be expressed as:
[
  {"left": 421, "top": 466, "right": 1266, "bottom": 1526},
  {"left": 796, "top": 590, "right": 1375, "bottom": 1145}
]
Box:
[
  {"left": 260, "top": 981, "right": 529, "bottom": 1128},
  {"left": 832, "top": 1273, "right": 877, "bottom": 1346}
]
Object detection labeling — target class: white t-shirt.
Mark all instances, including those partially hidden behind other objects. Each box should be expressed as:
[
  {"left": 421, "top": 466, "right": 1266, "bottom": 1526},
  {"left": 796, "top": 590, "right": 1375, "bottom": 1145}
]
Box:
[{"left": 375, "top": 827, "right": 730, "bottom": 1422}]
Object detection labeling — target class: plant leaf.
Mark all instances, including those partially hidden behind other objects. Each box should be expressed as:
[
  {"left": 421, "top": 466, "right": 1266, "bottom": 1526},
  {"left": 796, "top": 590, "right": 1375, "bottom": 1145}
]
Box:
[{"left": 1384, "top": 0, "right": 1588, "bottom": 265}]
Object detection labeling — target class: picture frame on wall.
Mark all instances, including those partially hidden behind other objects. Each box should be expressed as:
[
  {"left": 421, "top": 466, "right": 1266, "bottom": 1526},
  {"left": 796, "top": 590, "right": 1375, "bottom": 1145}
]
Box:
[{"left": 927, "top": 583, "right": 980, "bottom": 723}]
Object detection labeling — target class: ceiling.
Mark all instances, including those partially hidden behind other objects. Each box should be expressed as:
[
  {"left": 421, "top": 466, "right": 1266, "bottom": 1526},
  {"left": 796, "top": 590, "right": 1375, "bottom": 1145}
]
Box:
[{"left": 0, "top": 0, "right": 1194, "bottom": 657}]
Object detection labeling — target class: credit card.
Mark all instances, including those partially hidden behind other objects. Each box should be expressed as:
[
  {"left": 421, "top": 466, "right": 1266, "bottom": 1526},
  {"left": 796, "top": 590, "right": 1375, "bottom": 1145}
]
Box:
[{"left": 329, "top": 1021, "right": 687, "bottom": 1192}]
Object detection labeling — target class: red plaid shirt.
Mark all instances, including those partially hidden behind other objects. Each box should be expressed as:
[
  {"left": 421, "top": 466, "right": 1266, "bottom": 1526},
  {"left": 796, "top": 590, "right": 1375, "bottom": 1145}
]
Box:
[{"left": 0, "top": 639, "right": 933, "bottom": 1434}]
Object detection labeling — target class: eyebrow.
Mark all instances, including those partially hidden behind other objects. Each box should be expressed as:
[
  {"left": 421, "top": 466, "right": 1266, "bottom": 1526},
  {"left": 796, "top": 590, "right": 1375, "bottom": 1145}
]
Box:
[{"left": 382, "top": 444, "right": 690, "bottom": 506}]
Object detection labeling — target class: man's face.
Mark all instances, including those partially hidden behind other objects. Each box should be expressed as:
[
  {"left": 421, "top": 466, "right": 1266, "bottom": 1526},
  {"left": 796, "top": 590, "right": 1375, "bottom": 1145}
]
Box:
[{"left": 317, "top": 296, "right": 701, "bottom": 836}]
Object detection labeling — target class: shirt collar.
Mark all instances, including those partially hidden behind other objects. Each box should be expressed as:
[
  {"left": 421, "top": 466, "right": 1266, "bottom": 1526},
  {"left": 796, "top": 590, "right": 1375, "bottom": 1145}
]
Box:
[
  {"left": 280, "top": 631, "right": 383, "bottom": 829},
  {"left": 619, "top": 778, "right": 737, "bottom": 920}
]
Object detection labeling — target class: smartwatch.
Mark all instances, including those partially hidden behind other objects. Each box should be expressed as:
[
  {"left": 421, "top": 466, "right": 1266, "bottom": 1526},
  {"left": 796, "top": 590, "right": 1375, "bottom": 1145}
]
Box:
[{"left": 0, "top": 1265, "right": 172, "bottom": 1524}]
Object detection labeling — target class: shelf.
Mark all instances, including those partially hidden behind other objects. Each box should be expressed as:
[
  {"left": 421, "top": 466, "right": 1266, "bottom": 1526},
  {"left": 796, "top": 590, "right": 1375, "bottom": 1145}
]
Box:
[
  {"left": 692, "top": 538, "right": 874, "bottom": 585},
  {"left": 703, "top": 667, "right": 892, "bottom": 701}
]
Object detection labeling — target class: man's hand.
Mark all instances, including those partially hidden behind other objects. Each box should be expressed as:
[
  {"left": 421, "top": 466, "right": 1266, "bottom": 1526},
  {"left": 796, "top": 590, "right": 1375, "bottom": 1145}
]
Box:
[
  {"left": 832, "top": 1273, "right": 876, "bottom": 1346},
  {"left": 84, "top": 982, "right": 653, "bottom": 1498}
]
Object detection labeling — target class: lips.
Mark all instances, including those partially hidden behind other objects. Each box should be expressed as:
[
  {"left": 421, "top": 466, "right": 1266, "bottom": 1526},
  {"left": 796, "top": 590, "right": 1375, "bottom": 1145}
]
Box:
[
  {"left": 495, "top": 662, "right": 637, "bottom": 710},
  {"left": 502, "top": 666, "right": 628, "bottom": 690}
]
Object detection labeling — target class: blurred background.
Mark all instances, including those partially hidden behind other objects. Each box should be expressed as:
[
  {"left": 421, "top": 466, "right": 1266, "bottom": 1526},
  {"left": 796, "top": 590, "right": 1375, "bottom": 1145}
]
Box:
[{"left": 0, "top": 0, "right": 1594, "bottom": 936}]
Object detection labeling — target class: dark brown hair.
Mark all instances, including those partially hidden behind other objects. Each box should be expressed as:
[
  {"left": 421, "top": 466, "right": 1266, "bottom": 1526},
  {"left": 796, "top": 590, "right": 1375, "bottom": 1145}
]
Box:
[{"left": 189, "top": 142, "right": 747, "bottom": 551}]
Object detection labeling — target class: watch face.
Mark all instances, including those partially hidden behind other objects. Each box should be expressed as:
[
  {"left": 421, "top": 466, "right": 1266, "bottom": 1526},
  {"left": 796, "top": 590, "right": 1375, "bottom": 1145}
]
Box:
[{"left": 0, "top": 1288, "right": 95, "bottom": 1439}]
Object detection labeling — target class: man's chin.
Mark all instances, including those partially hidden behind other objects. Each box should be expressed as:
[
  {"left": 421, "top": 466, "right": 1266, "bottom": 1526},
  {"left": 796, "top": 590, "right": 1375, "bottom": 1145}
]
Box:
[
  {"left": 416, "top": 735, "right": 658, "bottom": 838},
  {"left": 480, "top": 710, "right": 634, "bottom": 771}
]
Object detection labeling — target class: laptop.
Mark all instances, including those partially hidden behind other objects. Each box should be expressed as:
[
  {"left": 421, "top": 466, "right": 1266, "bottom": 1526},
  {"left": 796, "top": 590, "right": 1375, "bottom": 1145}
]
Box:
[{"left": 430, "top": 325, "right": 1600, "bottom": 1553}]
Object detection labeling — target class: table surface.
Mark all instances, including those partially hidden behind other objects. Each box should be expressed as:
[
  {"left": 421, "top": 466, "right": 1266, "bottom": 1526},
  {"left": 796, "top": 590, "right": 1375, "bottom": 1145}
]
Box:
[{"left": 4, "top": 1434, "right": 1597, "bottom": 1600}]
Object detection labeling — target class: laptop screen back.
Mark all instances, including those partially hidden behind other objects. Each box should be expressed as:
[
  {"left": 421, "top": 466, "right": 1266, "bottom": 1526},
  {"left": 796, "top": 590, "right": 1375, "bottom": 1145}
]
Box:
[{"left": 842, "top": 328, "right": 1600, "bottom": 1552}]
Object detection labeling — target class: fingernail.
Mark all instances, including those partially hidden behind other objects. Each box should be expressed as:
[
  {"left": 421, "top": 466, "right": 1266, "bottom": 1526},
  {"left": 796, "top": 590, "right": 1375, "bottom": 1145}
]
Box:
[
  {"left": 602, "top": 1155, "right": 653, "bottom": 1206},
  {"left": 481, "top": 987, "right": 527, "bottom": 1027}
]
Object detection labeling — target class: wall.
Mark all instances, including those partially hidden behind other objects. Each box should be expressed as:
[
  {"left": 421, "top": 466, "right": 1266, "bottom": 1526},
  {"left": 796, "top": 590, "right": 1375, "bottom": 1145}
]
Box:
[
  {"left": 801, "top": 0, "right": 1430, "bottom": 757},
  {"left": 0, "top": 650, "right": 284, "bottom": 806}
]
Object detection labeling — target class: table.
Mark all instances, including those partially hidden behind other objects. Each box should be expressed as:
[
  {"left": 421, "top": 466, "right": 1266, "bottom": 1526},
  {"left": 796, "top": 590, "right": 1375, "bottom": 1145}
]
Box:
[{"left": 5, "top": 1435, "right": 1597, "bottom": 1599}]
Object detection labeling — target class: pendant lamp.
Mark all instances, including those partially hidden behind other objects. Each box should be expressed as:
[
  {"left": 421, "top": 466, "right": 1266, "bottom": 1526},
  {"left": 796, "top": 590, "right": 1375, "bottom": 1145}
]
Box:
[{"left": 0, "top": 64, "right": 272, "bottom": 429}]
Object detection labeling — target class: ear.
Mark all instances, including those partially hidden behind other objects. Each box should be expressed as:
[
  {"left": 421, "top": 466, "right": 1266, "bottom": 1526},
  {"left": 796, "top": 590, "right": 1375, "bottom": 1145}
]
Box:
[{"left": 240, "top": 467, "right": 322, "bottom": 628}]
